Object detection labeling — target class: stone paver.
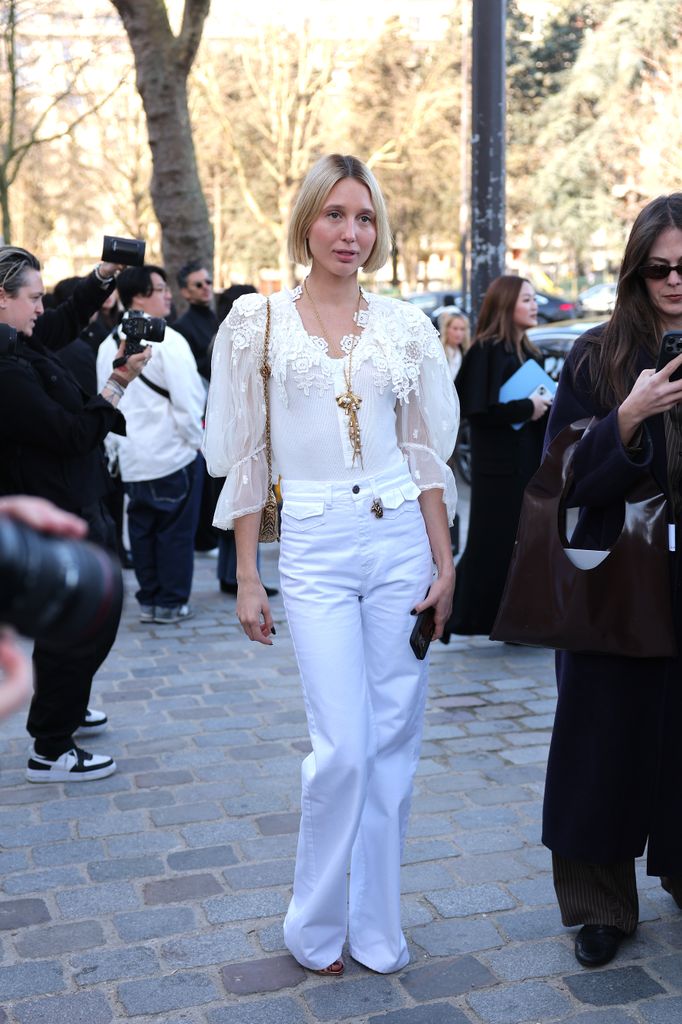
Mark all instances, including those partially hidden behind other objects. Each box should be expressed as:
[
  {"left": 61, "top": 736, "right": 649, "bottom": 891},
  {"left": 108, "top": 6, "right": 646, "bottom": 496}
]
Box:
[{"left": 1, "top": 511, "right": 682, "bottom": 1024}]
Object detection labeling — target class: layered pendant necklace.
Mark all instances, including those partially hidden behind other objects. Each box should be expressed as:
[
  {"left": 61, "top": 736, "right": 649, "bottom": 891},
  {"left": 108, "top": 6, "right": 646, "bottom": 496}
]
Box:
[{"left": 303, "top": 278, "right": 366, "bottom": 468}]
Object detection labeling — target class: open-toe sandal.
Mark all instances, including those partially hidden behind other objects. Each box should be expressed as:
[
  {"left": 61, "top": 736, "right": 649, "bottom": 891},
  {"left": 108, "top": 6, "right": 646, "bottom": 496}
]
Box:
[{"left": 315, "top": 958, "right": 344, "bottom": 976}]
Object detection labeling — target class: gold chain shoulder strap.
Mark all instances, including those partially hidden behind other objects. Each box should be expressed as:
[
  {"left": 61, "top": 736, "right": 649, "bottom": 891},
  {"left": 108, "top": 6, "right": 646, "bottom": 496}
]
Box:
[
  {"left": 258, "top": 298, "right": 279, "bottom": 542},
  {"left": 259, "top": 297, "right": 272, "bottom": 481}
]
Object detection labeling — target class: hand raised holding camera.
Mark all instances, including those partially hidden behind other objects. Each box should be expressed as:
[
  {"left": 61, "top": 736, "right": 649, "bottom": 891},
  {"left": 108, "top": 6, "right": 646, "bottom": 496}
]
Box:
[{"left": 100, "top": 340, "right": 152, "bottom": 406}]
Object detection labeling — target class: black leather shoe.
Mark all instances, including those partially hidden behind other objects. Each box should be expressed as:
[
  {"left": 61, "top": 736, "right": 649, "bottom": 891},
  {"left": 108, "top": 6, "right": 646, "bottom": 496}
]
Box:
[
  {"left": 220, "top": 581, "right": 279, "bottom": 597},
  {"left": 661, "top": 876, "right": 682, "bottom": 909},
  {"left": 574, "top": 925, "right": 626, "bottom": 967}
]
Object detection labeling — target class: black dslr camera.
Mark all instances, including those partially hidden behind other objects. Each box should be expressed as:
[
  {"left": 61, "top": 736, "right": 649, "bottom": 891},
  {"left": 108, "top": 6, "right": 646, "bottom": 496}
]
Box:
[
  {"left": 0, "top": 323, "right": 19, "bottom": 358},
  {"left": 0, "top": 517, "right": 123, "bottom": 647},
  {"left": 101, "top": 235, "right": 146, "bottom": 267},
  {"left": 119, "top": 309, "right": 166, "bottom": 357}
]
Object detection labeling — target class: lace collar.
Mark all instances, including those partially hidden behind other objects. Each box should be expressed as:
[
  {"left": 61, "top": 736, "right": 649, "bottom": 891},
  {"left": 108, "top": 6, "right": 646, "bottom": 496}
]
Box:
[
  {"left": 290, "top": 284, "right": 370, "bottom": 356},
  {"left": 237, "top": 288, "right": 442, "bottom": 404}
]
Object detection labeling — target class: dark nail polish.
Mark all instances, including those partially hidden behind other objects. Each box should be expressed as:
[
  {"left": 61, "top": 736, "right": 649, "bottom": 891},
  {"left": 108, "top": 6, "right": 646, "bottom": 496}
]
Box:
[
  {"left": 410, "top": 608, "right": 417, "bottom": 615},
  {"left": 271, "top": 626, "right": 277, "bottom": 635}
]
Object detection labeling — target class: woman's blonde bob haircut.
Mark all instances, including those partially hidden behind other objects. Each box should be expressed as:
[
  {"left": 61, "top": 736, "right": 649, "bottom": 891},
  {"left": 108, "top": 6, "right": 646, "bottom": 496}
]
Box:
[{"left": 288, "top": 154, "right": 392, "bottom": 274}]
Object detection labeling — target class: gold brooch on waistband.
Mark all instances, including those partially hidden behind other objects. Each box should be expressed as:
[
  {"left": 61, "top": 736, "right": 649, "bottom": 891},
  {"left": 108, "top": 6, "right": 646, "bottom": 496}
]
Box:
[{"left": 370, "top": 498, "right": 384, "bottom": 519}]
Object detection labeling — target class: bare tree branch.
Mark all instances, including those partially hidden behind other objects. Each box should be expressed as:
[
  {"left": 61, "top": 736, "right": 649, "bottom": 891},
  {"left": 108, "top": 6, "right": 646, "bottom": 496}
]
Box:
[{"left": 177, "top": 0, "right": 211, "bottom": 73}]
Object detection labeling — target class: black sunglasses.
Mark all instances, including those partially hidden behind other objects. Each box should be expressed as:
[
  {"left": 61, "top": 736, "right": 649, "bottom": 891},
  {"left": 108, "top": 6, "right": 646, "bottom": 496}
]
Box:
[
  {"left": 638, "top": 263, "right": 682, "bottom": 281},
  {"left": 191, "top": 278, "right": 213, "bottom": 287}
]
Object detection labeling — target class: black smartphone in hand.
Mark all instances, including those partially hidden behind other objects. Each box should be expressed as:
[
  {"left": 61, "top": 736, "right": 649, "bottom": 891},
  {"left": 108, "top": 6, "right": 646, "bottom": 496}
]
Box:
[
  {"left": 656, "top": 331, "right": 682, "bottom": 382},
  {"left": 409, "top": 601, "right": 436, "bottom": 660}
]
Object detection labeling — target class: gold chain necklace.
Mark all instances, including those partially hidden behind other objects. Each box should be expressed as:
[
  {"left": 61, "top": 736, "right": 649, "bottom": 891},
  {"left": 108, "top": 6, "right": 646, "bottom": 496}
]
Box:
[{"left": 303, "top": 278, "right": 365, "bottom": 467}]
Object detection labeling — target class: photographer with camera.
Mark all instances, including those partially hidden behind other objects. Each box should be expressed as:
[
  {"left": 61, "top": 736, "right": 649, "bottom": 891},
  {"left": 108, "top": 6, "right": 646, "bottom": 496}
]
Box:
[
  {"left": 97, "top": 265, "right": 205, "bottom": 624},
  {"left": 0, "top": 244, "right": 150, "bottom": 781}
]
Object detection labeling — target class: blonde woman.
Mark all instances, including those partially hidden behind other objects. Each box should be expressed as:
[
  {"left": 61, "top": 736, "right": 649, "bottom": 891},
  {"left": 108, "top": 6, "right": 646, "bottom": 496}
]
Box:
[
  {"left": 204, "top": 155, "right": 459, "bottom": 976},
  {"left": 439, "top": 308, "right": 470, "bottom": 381}
]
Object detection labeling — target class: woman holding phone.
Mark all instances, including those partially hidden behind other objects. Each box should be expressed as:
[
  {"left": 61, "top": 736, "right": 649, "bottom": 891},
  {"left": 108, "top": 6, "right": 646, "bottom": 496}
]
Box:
[
  {"left": 541, "top": 192, "right": 682, "bottom": 968},
  {"left": 203, "top": 155, "right": 458, "bottom": 976}
]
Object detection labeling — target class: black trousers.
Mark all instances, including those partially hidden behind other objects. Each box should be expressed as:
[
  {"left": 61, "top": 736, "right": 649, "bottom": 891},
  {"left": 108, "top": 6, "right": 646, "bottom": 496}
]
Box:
[
  {"left": 27, "top": 500, "right": 122, "bottom": 757},
  {"left": 194, "top": 461, "right": 221, "bottom": 552}
]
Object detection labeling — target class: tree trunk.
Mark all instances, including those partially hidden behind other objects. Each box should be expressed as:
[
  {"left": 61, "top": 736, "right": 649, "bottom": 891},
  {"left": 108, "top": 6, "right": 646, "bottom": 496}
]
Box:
[
  {"left": 0, "top": 167, "right": 11, "bottom": 244},
  {"left": 277, "top": 186, "right": 297, "bottom": 289},
  {"left": 109, "top": 0, "right": 213, "bottom": 308}
]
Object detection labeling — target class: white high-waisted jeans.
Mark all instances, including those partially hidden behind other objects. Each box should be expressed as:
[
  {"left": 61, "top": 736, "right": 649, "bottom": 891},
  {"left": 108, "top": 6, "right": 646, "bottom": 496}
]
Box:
[{"left": 279, "top": 464, "right": 434, "bottom": 973}]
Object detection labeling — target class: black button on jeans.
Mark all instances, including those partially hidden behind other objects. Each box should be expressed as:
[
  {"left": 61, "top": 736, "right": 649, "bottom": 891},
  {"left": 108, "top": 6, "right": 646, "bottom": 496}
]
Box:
[{"left": 352, "top": 485, "right": 360, "bottom": 494}]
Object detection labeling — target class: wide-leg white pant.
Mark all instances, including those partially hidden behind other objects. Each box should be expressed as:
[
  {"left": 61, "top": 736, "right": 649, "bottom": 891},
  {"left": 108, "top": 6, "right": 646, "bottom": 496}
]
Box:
[{"left": 278, "top": 465, "right": 433, "bottom": 973}]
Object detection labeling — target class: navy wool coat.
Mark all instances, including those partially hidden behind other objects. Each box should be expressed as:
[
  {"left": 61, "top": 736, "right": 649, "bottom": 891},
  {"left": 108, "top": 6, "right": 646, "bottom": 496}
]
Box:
[{"left": 541, "top": 327, "right": 682, "bottom": 875}]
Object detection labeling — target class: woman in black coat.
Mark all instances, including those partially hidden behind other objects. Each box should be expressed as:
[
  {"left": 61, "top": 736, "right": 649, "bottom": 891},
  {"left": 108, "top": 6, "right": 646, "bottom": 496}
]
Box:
[
  {"left": 0, "top": 245, "right": 149, "bottom": 783},
  {"left": 542, "top": 193, "right": 682, "bottom": 968},
  {"left": 442, "top": 276, "right": 551, "bottom": 639}
]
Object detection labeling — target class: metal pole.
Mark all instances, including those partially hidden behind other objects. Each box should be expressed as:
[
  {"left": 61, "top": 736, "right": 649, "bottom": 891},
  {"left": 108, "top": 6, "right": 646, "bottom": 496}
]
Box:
[
  {"left": 470, "top": 0, "right": 506, "bottom": 324},
  {"left": 458, "top": 0, "right": 470, "bottom": 314}
]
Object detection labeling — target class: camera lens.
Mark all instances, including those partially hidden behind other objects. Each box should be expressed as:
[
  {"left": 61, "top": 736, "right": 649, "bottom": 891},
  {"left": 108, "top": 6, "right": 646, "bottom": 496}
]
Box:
[
  {"left": 146, "top": 317, "right": 166, "bottom": 343},
  {"left": 0, "top": 518, "right": 123, "bottom": 646}
]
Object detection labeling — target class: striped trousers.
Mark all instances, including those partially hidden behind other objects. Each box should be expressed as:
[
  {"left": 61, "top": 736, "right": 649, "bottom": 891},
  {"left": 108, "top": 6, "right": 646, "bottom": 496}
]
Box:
[{"left": 551, "top": 854, "right": 639, "bottom": 934}]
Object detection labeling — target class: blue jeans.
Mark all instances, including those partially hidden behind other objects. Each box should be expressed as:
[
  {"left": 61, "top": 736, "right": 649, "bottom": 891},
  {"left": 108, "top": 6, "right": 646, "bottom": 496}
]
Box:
[{"left": 126, "top": 454, "right": 203, "bottom": 608}]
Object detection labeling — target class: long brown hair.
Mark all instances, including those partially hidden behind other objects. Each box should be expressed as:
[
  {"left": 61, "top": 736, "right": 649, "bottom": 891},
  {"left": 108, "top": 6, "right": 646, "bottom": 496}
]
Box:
[
  {"left": 583, "top": 192, "right": 682, "bottom": 406},
  {"left": 473, "top": 275, "right": 541, "bottom": 360}
]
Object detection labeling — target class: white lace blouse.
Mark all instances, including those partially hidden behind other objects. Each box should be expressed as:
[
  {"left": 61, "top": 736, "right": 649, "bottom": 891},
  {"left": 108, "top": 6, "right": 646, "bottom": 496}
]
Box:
[{"left": 203, "top": 287, "right": 459, "bottom": 528}]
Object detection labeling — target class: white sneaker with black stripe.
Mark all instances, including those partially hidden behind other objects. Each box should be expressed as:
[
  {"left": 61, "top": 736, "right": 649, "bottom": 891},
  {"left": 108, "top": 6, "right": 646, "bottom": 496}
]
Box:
[
  {"left": 74, "top": 707, "right": 109, "bottom": 737},
  {"left": 26, "top": 745, "right": 116, "bottom": 783}
]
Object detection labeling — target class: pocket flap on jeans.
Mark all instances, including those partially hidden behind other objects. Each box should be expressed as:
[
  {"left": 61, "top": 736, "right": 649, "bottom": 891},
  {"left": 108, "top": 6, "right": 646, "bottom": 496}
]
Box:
[
  {"left": 283, "top": 500, "right": 326, "bottom": 521},
  {"left": 379, "top": 481, "right": 421, "bottom": 510}
]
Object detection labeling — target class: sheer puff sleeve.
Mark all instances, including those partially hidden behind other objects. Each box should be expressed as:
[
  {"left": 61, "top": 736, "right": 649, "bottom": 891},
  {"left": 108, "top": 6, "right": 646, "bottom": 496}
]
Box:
[
  {"left": 202, "top": 294, "right": 269, "bottom": 529},
  {"left": 395, "top": 305, "right": 460, "bottom": 524}
]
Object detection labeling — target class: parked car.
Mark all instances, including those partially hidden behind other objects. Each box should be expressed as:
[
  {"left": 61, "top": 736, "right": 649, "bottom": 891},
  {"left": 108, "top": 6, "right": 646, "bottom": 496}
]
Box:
[
  {"left": 405, "top": 291, "right": 465, "bottom": 324},
  {"left": 527, "top": 318, "right": 608, "bottom": 381},
  {"left": 577, "top": 282, "right": 618, "bottom": 316},
  {"left": 535, "top": 290, "right": 578, "bottom": 322},
  {"left": 407, "top": 287, "right": 577, "bottom": 326}
]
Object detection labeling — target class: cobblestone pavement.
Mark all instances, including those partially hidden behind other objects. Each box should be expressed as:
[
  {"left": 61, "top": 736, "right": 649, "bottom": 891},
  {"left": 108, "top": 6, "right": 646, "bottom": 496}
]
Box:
[{"left": 1, "top": 537, "right": 681, "bottom": 1023}]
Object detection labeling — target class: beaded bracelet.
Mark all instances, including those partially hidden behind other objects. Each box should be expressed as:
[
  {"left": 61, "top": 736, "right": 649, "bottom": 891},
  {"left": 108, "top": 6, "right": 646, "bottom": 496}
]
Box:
[
  {"left": 94, "top": 264, "right": 115, "bottom": 285},
  {"left": 103, "top": 378, "right": 125, "bottom": 399}
]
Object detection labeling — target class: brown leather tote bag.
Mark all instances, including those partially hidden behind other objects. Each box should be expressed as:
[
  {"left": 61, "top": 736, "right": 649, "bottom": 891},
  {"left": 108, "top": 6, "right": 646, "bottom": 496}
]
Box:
[{"left": 490, "top": 418, "right": 677, "bottom": 658}]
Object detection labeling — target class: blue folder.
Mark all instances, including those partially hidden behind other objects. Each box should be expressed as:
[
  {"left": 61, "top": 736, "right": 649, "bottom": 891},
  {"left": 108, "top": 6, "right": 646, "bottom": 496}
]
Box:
[{"left": 499, "top": 360, "right": 557, "bottom": 430}]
